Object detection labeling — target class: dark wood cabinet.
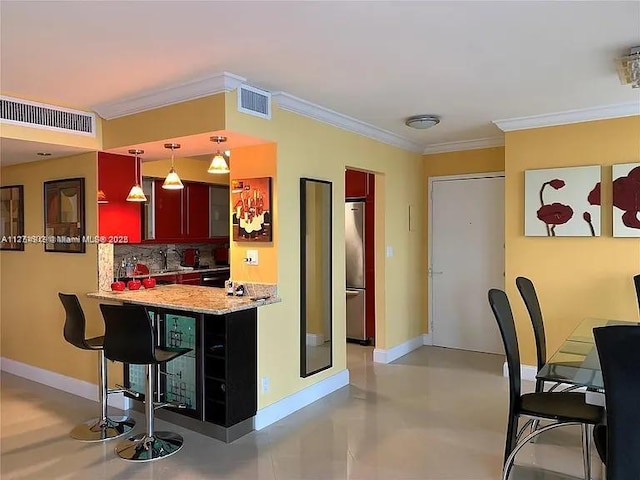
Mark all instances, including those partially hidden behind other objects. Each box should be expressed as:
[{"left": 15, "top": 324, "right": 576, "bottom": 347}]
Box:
[{"left": 154, "top": 179, "right": 183, "bottom": 239}]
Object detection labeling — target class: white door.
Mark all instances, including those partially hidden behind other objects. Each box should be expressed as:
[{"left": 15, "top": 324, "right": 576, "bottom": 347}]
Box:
[{"left": 430, "top": 176, "right": 505, "bottom": 354}]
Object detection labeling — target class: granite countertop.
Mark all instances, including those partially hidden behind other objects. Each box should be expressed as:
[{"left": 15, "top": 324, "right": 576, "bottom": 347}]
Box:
[
  {"left": 87, "top": 284, "right": 279, "bottom": 315},
  {"left": 130, "top": 266, "right": 230, "bottom": 279}
]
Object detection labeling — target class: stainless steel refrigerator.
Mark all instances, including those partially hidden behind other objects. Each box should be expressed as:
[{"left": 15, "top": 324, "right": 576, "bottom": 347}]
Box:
[{"left": 345, "top": 201, "right": 366, "bottom": 342}]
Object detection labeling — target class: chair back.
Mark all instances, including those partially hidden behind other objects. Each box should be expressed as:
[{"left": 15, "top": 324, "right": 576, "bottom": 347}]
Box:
[
  {"left": 58, "top": 293, "right": 91, "bottom": 350},
  {"left": 488, "top": 289, "right": 521, "bottom": 405},
  {"left": 594, "top": 325, "right": 640, "bottom": 479},
  {"left": 100, "top": 304, "right": 156, "bottom": 365},
  {"left": 515, "top": 277, "right": 547, "bottom": 374},
  {"left": 633, "top": 274, "right": 640, "bottom": 315}
]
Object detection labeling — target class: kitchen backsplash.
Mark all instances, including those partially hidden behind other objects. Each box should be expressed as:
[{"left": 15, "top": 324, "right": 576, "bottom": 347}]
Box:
[{"left": 113, "top": 242, "right": 228, "bottom": 278}]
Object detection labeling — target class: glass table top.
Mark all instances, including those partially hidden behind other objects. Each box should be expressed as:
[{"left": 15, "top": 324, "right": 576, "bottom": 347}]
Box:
[{"left": 537, "top": 317, "right": 638, "bottom": 391}]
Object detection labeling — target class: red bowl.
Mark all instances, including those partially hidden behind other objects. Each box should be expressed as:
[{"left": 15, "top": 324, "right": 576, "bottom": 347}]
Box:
[
  {"left": 127, "top": 280, "right": 142, "bottom": 291},
  {"left": 111, "top": 281, "right": 126, "bottom": 291},
  {"left": 142, "top": 277, "right": 156, "bottom": 289}
]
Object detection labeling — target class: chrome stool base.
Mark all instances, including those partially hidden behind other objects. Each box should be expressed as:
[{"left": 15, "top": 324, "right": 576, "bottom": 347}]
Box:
[
  {"left": 115, "top": 432, "right": 184, "bottom": 462},
  {"left": 70, "top": 416, "right": 135, "bottom": 442}
]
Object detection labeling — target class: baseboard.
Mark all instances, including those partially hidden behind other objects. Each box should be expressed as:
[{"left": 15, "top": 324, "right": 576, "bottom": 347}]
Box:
[
  {"left": 0, "top": 357, "right": 129, "bottom": 411},
  {"left": 422, "top": 332, "right": 433, "bottom": 346},
  {"left": 306, "top": 333, "right": 325, "bottom": 347},
  {"left": 502, "top": 361, "right": 538, "bottom": 382},
  {"left": 373, "top": 335, "right": 424, "bottom": 364},
  {"left": 254, "top": 369, "right": 349, "bottom": 430}
]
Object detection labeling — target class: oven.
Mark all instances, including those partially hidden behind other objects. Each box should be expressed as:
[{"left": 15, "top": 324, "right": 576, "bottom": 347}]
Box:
[{"left": 199, "top": 267, "right": 230, "bottom": 288}]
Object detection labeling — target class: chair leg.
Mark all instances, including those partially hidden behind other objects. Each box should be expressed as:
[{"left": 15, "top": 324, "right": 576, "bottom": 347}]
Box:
[
  {"left": 581, "top": 424, "right": 592, "bottom": 480},
  {"left": 504, "top": 413, "right": 519, "bottom": 466},
  {"left": 115, "top": 364, "right": 184, "bottom": 462},
  {"left": 70, "top": 350, "right": 135, "bottom": 442}
]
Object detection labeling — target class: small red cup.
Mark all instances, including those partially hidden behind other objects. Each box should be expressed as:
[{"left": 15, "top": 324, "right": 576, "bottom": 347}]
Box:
[
  {"left": 142, "top": 277, "right": 156, "bottom": 289},
  {"left": 111, "top": 281, "right": 126, "bottom": 291},
  {"left": 127, "top": 280, "right": 142, "bottom": 291}
]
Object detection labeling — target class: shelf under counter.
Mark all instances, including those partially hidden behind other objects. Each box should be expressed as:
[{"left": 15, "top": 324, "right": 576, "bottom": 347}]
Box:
[{"left": 87, "top": 284, "right": 279, "bottom": 315}]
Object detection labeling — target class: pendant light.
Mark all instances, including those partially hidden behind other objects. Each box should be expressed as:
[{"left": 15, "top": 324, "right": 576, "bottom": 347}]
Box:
[
  {"left": 162, "top": 143, "right": 184, "bottom": 190},
  {"left": 126, "top": 149, "right": 148, "bottom": 202},
  {"left": 208, "top": 136, "right": 230, "bottom": 174},
  {"left": 97, "top": 190, "right": 108, "bottom": 204}
]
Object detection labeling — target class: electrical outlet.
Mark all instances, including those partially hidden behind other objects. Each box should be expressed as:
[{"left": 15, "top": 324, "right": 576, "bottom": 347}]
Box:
[
  {"left": 246, "top": 249, "right": 259, "bottom": 266},
  {"left": 260, "top": 376, "right": 270, "bottom": 393}
]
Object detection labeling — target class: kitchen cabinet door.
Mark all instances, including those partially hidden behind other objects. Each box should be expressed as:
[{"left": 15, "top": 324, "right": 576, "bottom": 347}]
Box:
[
  {"left": 345, "top": 169, "right": 368, "bottom": 199},
  {"left": 210, "top": 185, "right": 230, "bottom": 238},
  {"left": 154, "top": 179, "right": 183, "bottom": 240},
  {"left": 185, "top": 183, "right": 210, "bottom": 239}
]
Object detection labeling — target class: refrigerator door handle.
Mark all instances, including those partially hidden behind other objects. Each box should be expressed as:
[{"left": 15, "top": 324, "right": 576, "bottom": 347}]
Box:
[{"left": 346, "top": 289, "right": 361, "bottom": 297}]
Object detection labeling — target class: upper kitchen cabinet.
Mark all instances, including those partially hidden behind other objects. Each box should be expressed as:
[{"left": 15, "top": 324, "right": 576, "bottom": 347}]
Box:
[
  {"left": 98, "top": 152, "right": 142, "bottom": 243},
  {"left": 144, "top": 179, "right": 228, "bottom": 242},
  {"left": 345, "top": 169, "right": 369, "bottom": 199}
]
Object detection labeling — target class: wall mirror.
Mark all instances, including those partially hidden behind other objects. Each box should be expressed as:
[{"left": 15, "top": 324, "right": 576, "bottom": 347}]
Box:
[{"left": 300, "top": 178, "right": 333, "bottom": 377}]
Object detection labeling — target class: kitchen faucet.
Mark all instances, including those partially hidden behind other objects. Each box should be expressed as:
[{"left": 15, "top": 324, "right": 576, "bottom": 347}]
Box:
[{"left": 158, "top": 249, "right": 168, "bottom": 272}]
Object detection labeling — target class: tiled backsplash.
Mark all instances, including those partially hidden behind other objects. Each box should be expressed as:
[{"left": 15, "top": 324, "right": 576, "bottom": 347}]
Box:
[{"left": 113, "top": 242, "right": 228, "bottom": 278}]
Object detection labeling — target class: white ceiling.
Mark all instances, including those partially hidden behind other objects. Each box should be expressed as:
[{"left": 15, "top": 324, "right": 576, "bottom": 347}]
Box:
[
  {"left": 1, "top": 1, "right": 639, "bottom": 149},
  {"left": 0, "top": 138, "right": 92, "bottom": 166}
]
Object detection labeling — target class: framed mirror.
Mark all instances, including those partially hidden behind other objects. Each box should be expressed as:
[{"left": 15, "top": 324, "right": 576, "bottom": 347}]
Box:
[
  {"left": 0, "top": 185, "right": 25, "bottom": 251},
  {"left": 44, "top": 178, "right": 86, "bottom": 253},
  {"left": 300, "top": 178, "right": 332, "bottom": 377}
]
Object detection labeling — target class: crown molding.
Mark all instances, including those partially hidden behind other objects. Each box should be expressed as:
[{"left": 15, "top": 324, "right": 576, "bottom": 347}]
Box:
[
  {"left": 92, "top": 72, "right": 246, "bottom": 120},
  {"left": 272, "top": 92, "right": 424, "bottom": 153},
  {"left": 493, "top": 102, "right": 640, "bottom": 132},
  {"left": 422, "top": 136, "right": 504, "bottom": 155}
]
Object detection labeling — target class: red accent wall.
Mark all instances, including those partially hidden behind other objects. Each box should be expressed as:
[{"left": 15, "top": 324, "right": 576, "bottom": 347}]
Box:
[{"left": 98, "top": 152, "right": 142, "bottom": 243}]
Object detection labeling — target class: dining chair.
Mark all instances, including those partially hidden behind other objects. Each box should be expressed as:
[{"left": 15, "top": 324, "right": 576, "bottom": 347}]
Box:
[
  {"left": 593, "top": 325, "right": 640, "bottom": 480},
  {"left": 633, "top": 274, "right": 640, "bottom": 315},
  {"left": 488, "top": 289, "right": 604, "bottom": 480}
]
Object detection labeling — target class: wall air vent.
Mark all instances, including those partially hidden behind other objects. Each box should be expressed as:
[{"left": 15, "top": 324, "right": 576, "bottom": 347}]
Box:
[
  {"left": 237, "top": 85, "right": 271, "bottom": 120},
  {"left": 0, "top": 95, "right": 96, "bottom": 136}
]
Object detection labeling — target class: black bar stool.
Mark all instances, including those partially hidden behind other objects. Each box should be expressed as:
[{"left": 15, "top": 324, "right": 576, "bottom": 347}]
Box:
[
  {"left": 100, "top": 303, "right": 192, "bottom": 462},
  {"left": 58, "top": 293, "right": 135, "bottom": 442}
]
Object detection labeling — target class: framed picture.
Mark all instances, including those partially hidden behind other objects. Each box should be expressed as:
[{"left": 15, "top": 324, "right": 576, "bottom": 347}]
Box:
[
  {"left": 44, "top": 177, "right": 86, "bottom": 253},
  {"left": 612, "top": 163, "right": 640, "bottom": 238},
  {"left": 524, "top": 165, "right": 601, "bottom": 237},
  {"left": 231, "top": 177, "right": 272, "bottom": 242},
  {"left": 0, "top": 185, "right": 25, "bottom": 251}
]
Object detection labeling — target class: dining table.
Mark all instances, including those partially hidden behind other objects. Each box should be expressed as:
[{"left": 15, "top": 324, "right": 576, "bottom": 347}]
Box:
[{"left": 537, "top": 317, "right": 639, "bottom": 404}]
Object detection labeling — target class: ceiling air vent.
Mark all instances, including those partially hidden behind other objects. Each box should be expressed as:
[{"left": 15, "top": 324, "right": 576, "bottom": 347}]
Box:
[
  {"left": 237, "top": 85, "right": 271, "bottom": 120},
  {"left": 0, "top": 95, "right": 96, "bottom": 136}
]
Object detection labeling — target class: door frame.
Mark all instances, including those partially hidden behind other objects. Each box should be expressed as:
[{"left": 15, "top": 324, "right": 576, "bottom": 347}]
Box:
[{"left": 427, "top": 171, "right": 505, "bottom": 346}]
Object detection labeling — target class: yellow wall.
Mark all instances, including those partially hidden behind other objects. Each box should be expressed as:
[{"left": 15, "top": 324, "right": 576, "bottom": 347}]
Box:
[
  {"left": 423, "top": 147, "right": 506, "bottom": 331},
  {"left": 505, "top": 117, "right": 640, "bottom": 366},
  {"left": 0, "top": 153, "right": 120, "bottom": 384},
  {"left": 229, "top": 143, "right": 278, "bottom": 284},
  {"left": 101, "top": 95, "right": 226, "bottom": 149},
  {"left": 142, "top": 156, "right": 229, "bottom": 185},
  {"left": 225, "top": 92, "right": 425, "bottom": 408}
]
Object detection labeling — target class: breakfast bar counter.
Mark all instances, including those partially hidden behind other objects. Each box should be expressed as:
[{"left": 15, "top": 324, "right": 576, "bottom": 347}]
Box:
[
  {"left": 87, "top": 284, "right": 279, "bottom": 443},
  {"left": 87, "top": 284, "right": 280, "bottom": 315}
]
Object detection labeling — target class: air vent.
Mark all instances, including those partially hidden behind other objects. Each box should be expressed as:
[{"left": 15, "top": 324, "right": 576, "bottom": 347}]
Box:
[
  {"left": 237, "top": 85, "right": 271, "bottom": 120},
  {"left": 0, "top": 95, "right": 96, "bottom": 136}
]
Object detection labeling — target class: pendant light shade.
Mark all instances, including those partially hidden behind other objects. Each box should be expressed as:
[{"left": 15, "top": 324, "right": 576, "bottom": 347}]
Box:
[
  {"left": 162, "top": 143, "right": 184, "bottom": 190},
  {"left": 208, "top": 136, "right": 230, "bottom": 174},
  {"left": 97, "top": 189, "right": 108, "bottom": 204},
  {"left": 126, "top": 149, "right": 148, "bottom": 202}
]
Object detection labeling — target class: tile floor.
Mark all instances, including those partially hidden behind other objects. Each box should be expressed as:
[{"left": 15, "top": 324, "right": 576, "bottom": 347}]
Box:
[{"left": 0, "top": 345, "right": 603, "bottom": 480}]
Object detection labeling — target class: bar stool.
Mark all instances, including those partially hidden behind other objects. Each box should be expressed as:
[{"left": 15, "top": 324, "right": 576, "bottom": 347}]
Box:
[
  {"left": 58, "top": 293, "right": 135, "bottom": 441},
  {"left": 100, "top": 303, "right": 192, "bottom": 462}
]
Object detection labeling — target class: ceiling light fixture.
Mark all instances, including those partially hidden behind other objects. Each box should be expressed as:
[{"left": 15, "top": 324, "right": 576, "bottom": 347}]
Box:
[
  {"left": 208, "top": 136, "right": 230, "bottom": 174},
  {"left": 162, "top": 143, "right": 184, "bottom": 190},
  {"left": 126, "top": 149, "right": 147, "bottom": 202},
  {"left": 405, "top": 115, "right": 440, "bottom": 130},
  {"left": 617, "top": 46, "right": 640, "bottom": 88},
  {"left": 37, "top": 152, "right": 52, "bottom": 156}
]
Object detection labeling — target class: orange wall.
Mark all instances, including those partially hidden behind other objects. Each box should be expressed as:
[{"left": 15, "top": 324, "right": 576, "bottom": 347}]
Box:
[
  {"left": 505, "top": 117, "right": 640, "bottom": 366},
  {"left": 422, "top": 146, "right": 506, "bottom": 331},
  {"left": 229, "top": 143, "right": 278, "bottom": 284}
]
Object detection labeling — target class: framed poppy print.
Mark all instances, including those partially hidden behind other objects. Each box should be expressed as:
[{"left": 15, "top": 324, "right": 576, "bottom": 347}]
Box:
[{"left": 612, "top": 163, "right": 640, "bottom": 238}]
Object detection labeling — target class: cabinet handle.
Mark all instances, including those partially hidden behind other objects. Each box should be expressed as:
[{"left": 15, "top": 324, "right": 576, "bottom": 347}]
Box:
[{"left": 220, "top": 384, "right": 226, "bottom": 392}]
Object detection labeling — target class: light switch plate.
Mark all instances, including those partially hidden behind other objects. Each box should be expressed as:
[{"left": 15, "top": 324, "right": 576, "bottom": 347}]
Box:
[{"left": 246, "top": 249, "right": 259, "bottom": 265}]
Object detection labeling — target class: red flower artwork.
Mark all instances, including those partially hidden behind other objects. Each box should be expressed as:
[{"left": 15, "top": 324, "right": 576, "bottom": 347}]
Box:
[
  {"left": 613, "top": 165, "right": 640, "bottom": 230},
  {"left": 537, "top": 179, "right": 573, "bottom": 236}
]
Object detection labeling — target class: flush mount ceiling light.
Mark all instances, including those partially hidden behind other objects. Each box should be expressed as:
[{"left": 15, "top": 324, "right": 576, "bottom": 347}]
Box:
[
  {"left": 162, "top": 143, "right": 184, "bottom": 190},
  {"left": 405, "top": 115, "right": 440, "bottom": 130},
  {"left": 126, "top": 149, "right": 147, "bottom": 202},
  {"left": 617, "top": 46, "right": 640, "bottom": 88},
  {"left": 208, "top": 136, "right": 230, "bottom": 174}
]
